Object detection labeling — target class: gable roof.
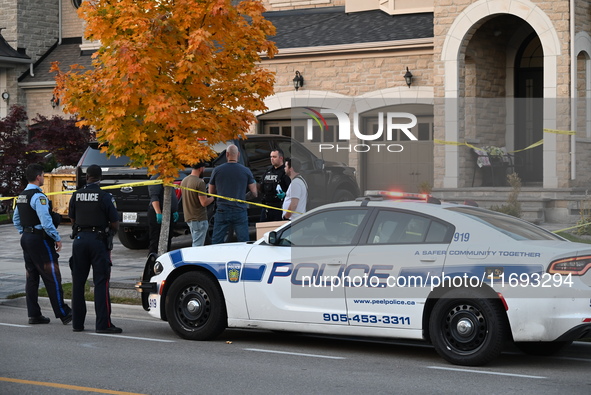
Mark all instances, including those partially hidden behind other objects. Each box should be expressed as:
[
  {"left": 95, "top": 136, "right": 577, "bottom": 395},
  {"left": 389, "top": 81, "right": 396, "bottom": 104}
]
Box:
[
  {"left": 19, "top": 38, "right": 93, "bottom": 83},
  {"left": 264, "top": 7, "right": 433, "bottom": 49},
  {"left": 20, "top": 7, "right": 434, "bottom": 83}
]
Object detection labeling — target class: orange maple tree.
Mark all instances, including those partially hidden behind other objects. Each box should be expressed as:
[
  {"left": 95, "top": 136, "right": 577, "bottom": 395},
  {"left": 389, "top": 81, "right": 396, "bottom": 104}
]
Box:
[
  {"left": 52, "top": 0, "right": 277, "bottom": 253},
  {"left": 52, "top": 0, "right": 277, "bottom": 183}
]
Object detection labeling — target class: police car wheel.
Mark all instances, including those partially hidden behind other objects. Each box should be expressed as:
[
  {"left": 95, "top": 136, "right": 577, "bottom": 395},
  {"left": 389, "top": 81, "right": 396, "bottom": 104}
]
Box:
[
  {"left": 514, "top": 341, "right": 572, "bottom": 356},
  {"left": 429, "top": 289, "right": 507, "bottom": 366},
  {"left": 165, "top": 272, "right": 227, "bottom": 340}
]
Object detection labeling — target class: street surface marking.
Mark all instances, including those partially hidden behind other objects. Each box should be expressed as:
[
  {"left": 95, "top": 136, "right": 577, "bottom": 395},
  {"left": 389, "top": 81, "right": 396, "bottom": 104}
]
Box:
[
  {"left": 0, "top": 323, "right": 29, "bottom": 327},
  {"left": 0, "top": 377, "right": 146, "bottom": 394},
  {"left": 427, "top": 366, "right": 546, "bottom": 379},
  {"left": 88, "top": 333, "right": 175, "bottom": 342},
  {"left": 244, "top": 347, "right": 345, "bottom": 359}
]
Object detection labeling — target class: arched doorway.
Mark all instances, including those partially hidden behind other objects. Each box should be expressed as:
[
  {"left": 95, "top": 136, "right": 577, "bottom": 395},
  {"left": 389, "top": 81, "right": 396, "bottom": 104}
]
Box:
[
  {"left": 514, "top": 34, "right": 544, "bottom": 184},
  {"left": 440, "top": 0, "right": 561, "bottom": 189}
]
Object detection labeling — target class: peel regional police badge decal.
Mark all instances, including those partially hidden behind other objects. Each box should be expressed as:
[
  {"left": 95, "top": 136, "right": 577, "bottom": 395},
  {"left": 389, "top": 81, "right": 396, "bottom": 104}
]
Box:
[{"left": 226, "top": 261, "right": 242, "bottom": 283}]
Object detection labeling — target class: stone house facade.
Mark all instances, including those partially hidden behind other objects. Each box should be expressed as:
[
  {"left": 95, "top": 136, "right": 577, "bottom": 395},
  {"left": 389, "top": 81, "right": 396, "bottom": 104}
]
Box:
[{"left": 2, "top": 0, "right": 591, "bottom": 223}]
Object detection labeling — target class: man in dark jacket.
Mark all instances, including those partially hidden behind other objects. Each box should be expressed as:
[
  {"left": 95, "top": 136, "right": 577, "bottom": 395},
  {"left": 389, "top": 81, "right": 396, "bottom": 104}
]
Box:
[
  {"left": 69, "top": 164, "right": 120, "bottom": 333},
  {"left": 259, "top": 149, "right": 291, "bottom": 222}
]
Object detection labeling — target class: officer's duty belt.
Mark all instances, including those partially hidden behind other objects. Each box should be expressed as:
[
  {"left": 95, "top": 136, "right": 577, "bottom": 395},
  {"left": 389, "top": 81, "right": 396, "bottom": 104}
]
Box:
[
  {"left": 23, "top": 227, "right": 44, "bottom": 235},
  {"left": 77, "top": 226, "right": 103, "bottom": 233}
]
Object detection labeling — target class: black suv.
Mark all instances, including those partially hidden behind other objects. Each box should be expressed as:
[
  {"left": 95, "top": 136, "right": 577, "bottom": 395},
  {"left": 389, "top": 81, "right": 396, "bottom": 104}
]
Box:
[{"left": 76, "top": 135, "right": 360, "bottom": 249}]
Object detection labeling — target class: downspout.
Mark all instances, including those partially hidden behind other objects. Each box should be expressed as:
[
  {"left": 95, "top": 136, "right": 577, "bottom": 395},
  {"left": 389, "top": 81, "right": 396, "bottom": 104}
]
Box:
[
  {"left": 570, "top": 0, "right": 576, "bottom": 180},
  {"left": 59, "top": 0, "right": 62, "bottom": 45}
]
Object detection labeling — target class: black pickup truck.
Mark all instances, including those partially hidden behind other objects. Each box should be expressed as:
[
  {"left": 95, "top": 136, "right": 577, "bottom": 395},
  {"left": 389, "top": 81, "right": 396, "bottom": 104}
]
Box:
[{"left": 75, "top": 135, "right": 360, "bottom": 249}]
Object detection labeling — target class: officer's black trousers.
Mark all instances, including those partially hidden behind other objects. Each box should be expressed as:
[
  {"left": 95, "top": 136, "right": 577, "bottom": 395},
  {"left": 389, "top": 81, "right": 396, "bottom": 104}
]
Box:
[
  {"left": 71, "top": 232, "right": 113, "bottom": 330},
  {"left": 20, "top": 232, "right": 70, "bottom": 319},
  {"left": 260, "top": 204, "right": 283, "bottom": 222}
]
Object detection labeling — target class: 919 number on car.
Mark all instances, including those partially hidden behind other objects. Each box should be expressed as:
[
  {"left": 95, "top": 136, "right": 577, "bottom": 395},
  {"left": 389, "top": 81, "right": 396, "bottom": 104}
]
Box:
[{"left": 322, "top": 313, "right": 410, "bottom": 325}]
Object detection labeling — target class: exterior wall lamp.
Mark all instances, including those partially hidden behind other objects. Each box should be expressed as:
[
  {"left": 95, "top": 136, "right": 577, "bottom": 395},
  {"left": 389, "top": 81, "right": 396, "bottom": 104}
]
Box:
[
  {"left": 293, "top": 71, "right": 304, "bottom": 91},
  {"left": 404, "top": 67, "right": 413, "bottom": 88},
  {"left": 2, "top": 91, "right": 9, "bottom": 102},
  {"left": 50, "top": 95, "right": 60, "bottom": 108}
]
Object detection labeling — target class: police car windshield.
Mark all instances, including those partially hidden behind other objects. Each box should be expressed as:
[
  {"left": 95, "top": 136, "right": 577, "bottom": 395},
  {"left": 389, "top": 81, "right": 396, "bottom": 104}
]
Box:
[{"left": 446, "top": 207, "right": 563, "bottom": 241}]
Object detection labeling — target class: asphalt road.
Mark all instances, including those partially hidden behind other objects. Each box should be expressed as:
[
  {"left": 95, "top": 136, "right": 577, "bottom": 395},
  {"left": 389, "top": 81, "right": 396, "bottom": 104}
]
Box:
[{"left": 1, "top": 300, "right": 590, "bottom": 395}]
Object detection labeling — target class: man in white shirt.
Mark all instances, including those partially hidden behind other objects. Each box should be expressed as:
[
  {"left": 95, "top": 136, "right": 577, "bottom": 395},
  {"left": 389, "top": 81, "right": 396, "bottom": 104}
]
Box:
[{"left": 282, "top": 158, "right": 308, "bottom": 220}]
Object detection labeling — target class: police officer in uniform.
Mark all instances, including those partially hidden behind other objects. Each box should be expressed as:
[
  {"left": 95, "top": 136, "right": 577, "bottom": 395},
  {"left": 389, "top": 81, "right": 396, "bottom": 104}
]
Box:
[
  {"left": 13, "top": 163, "right": 72, "bottom": 325},
  {"left": 68, "top": 164, "right": 121, "bottom": 333},
  {"left": 259, "top": 149, "right": 291, "bottom": 222}
]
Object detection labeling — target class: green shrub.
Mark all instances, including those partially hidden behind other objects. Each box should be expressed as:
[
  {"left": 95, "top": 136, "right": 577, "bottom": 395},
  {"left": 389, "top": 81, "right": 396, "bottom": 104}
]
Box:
[
  {"left": 573, "top": 196, "right": 591, "bottom": 236},
  {"left": 490, "top": 172, "right": 522, "bottom": 218}
]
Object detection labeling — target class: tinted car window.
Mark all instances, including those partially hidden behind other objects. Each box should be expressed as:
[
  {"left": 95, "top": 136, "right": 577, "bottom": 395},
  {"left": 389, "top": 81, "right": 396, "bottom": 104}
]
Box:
[
  {"left": 242, "top": 140, "right": 273, "bottom": 169},
  {"left": 79, "top": 147, "right": 132, "bottom": 167},
  {"left": 446, "top": 206, "right": 563, "bottom": 241},
  {"left": 367, "top": 210, "right": 453, "bottom": 244},
  {"left": 279, "top": 209, "right": 367, "bottom": 246},
  {"left": 277, "top": 140, "right": 316, "bottom": 171}
]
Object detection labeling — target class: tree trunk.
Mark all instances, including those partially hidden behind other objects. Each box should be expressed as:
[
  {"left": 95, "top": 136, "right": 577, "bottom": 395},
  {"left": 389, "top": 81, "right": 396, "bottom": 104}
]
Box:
[{"left": 158, "top": 185, "right": 172, "bottom": 256}]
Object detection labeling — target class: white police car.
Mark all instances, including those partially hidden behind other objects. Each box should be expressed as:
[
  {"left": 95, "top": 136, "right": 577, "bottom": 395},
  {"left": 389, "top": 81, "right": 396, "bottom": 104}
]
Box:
[{"left": 136, "top": 195, "right": 591, "bottom": 366}]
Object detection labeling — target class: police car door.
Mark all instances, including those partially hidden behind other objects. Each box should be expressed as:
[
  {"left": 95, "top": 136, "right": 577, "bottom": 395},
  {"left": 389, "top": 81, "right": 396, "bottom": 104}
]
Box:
[
  {"left": 345, "top": 209, "right": 454, "bottom": 332},
  {"left": 244, "top": 208, "right": 370, "bottom": 324}
]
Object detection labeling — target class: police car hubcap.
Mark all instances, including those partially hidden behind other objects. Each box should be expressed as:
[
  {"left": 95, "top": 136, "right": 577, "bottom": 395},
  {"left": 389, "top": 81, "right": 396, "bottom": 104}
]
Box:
[
  {"left": 444, "top": 303, "right": 486, "bottom": 352},
  {"left": 456, "top": 319, "right": 473, "bottom": 336},
  {"left": 178, "top": 286, "right": 210, "bottom": 326},
  {"left": 187, "top": 299, "right": 201, "bottom": 314}
]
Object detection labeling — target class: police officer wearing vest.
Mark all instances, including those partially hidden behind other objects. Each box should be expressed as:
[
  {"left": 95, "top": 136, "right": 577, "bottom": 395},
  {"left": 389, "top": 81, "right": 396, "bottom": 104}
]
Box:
[
  {"left": 68, "top": 164, "right": 121, "bottom": 333},
  {"left": 13, "top": 163, "right": 72, "bottom": 325},
  {"left": 259, "top": 149, "right": 291, "bottom": 222}
]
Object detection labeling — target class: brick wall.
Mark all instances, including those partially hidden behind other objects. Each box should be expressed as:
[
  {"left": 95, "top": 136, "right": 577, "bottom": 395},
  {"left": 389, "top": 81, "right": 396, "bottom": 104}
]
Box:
[
  {"left": 26, "top": 88, "right": 60, "bottom": 122},
  {"left": 17, "top": 0, "right": 59, "bottom": 60},
  {"left": 62, "top": 0, "right": 84, "bottom": 38},
  {"left": 263, "top": 51, "right": 433, "bottom": 96}
]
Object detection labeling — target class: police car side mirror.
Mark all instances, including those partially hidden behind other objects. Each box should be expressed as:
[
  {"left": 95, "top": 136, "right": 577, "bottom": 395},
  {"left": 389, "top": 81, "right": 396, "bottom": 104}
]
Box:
[{"left": 264, "top": 231, "right": 278, "bottom": 245}]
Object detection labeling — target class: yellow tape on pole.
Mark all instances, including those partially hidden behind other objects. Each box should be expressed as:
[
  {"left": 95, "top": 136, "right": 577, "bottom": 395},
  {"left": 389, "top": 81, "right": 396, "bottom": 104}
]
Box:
[{"left": 543, "top": 128, "right": 576, "bottom": 135}]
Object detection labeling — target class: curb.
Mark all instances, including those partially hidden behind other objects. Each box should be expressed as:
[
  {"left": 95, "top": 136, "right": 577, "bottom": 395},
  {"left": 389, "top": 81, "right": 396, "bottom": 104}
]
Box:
[{"left": 0, "top": 296, "right": 148, "bottom": 320}]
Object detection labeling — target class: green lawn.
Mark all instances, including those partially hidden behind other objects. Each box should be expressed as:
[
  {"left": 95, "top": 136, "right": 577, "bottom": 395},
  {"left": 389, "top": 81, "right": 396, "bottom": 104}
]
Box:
[{"left": 8, "top": 282, "right": 140, "bottom": 305}]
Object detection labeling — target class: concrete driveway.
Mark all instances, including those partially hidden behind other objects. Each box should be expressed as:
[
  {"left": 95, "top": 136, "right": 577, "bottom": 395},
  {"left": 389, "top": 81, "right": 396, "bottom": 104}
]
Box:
[{"left": 0, "top": 221, "right": 191, "bottom": 299}]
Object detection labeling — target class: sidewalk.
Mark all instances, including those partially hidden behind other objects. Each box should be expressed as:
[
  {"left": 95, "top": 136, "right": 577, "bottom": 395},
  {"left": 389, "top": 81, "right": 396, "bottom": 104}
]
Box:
[{"left": 0, "top": 222, "right": 191, "bottom": 300}]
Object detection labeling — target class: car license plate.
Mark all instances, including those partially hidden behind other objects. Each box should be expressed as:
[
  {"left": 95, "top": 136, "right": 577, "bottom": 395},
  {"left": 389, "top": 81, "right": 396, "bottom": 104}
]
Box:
[{"left": 122, "top": 212, "right": 137, "bottom": 223}]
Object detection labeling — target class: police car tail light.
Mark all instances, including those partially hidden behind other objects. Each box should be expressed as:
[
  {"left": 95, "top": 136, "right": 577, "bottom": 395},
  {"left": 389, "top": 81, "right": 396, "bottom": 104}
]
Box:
[{"left": 548, "top": 256, "right": 591, "bottom": 276}]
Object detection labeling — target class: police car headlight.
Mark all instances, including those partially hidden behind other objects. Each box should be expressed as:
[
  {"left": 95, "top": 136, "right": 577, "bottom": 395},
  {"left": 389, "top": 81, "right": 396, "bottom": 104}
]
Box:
[{"left": 153, "top": 261, "right": 164, "bottom": 275}]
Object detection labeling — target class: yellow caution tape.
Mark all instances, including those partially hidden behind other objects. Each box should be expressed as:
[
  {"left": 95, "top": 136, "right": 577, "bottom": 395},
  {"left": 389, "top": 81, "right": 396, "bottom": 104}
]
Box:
[
  {"left": 3, "top": 179, "right": 299, "bottom": 216},
  {"left": 171, "top": 183, "right": 301, "bottom": 215},
  {"left": 543, "top": 128, "right": 576, "bottom": 135},
  {"left": 434, "top": 139, "right": 544, "bottom": 154},
  {"left": 551, "top": 222, "right": 591, "bottom": 234}
]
